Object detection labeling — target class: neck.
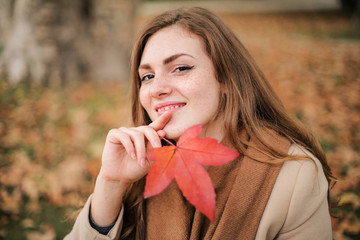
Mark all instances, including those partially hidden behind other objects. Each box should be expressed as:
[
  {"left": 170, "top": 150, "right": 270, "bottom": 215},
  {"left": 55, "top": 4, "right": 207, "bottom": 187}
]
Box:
[{"left": 200, "top": 118, "right": 226, "bottom": 143}]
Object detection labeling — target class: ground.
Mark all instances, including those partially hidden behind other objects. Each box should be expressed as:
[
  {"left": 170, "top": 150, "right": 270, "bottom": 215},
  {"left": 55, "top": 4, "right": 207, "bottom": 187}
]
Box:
[{"left": 0, "top": 9, "right": 359, "bottom": 240}]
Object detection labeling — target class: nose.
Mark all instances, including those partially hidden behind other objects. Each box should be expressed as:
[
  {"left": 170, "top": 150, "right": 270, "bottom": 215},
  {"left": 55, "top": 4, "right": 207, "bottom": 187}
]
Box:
[{"left": 150, "top": 76, "right": 172, "bottom": 98}]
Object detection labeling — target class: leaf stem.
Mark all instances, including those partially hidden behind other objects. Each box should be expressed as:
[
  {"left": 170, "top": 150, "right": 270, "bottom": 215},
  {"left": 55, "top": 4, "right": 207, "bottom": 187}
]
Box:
[{"left": 161, "top": 136, "right": 176, "bottom": 147}]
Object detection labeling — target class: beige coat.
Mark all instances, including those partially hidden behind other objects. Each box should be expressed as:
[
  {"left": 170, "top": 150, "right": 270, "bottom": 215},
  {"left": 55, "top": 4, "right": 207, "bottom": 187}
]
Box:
[{"left": 64, "top": 144, "right": 332, "bottom": 240}]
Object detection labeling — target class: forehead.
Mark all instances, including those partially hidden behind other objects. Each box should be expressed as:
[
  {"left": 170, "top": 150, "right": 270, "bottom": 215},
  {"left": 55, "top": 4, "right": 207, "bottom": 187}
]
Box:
[{"left": 140, "top": 25, "right": 205, "bottom": 64}]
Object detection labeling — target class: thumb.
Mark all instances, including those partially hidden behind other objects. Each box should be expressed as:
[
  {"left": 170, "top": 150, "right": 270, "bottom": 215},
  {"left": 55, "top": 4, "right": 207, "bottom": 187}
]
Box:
[{"left": 149, "top": 111, "right": 172, "bottom": 131}]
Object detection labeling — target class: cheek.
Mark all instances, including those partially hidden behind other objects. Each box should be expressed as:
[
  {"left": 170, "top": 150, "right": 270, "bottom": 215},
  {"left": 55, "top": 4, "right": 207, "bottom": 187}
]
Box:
[
  {"left": 139, "top": 88, "right": 149, "bottom": 109},
  {"left": 203, "top": 84, "right": 221, "bottom": 114},
  {"left": 194, "top": 78, "right": 220, "bottom": 104}
]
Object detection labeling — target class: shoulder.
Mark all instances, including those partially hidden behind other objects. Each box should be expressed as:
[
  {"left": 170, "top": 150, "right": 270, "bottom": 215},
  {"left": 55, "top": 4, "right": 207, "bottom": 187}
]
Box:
[{"left": 256, "top": 144, "right": 332, "bottom": 240}]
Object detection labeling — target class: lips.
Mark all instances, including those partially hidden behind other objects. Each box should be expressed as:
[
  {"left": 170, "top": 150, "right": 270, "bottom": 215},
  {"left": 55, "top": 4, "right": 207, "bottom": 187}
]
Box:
[{"left": 155, "top": 102, "right": 186, "bottom": 115}]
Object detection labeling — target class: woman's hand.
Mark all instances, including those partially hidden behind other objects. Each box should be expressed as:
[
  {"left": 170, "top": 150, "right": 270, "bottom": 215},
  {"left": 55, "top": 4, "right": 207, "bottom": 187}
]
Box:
[
  {"left": 99, "top": 111, "right": 172, "bottom": 184},
  {"left": 100, "top": 112, "right": 171, "bottom": 184},
  {"left": 90, "top": 111, "right": 172, "bottom": 226}
]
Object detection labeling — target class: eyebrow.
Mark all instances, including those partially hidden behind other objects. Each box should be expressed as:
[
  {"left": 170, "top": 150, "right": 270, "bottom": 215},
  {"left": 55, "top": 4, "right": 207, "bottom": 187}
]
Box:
[{"left": 138, "top": 53, "right": 194, "bottom": 70}]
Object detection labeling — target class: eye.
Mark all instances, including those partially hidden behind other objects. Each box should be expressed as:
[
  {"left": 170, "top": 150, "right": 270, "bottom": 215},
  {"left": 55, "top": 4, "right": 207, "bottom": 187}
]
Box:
[
  {"left": 174, "top": 65, "right": 194, "bottom": 73},
  {"left": 141, "top": 74, "right": 154, "bottom": 82}
]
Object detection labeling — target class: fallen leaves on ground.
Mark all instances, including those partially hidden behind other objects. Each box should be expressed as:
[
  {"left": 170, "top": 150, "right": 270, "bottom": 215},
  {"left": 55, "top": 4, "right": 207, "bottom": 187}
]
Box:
[{"left": 0, "top": 10, "right": 359, "bottom": 240}]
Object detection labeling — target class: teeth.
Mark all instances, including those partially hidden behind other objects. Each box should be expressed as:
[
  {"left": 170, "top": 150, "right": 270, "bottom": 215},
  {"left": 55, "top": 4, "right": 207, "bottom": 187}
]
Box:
[{"left": 157, "top": 104, "right": 183, "bottom": 112}]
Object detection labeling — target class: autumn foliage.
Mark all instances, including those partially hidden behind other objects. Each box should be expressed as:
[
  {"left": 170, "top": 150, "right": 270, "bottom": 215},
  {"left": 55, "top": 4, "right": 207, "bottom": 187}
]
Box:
[{"left": 0, "top": 11, "right": 359, "bottom": 240}]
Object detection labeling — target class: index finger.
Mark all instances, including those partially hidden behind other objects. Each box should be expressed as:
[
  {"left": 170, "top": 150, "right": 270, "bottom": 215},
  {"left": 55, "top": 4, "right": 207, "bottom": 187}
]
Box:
[{"left": 149, "top": 111, "right": 172, "bottom": 131}]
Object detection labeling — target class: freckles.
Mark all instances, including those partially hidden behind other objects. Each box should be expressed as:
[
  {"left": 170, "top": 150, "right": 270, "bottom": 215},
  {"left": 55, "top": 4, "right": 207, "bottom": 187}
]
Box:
[{"left": 139, "top": 88, "right": 149, "bottom": 108}]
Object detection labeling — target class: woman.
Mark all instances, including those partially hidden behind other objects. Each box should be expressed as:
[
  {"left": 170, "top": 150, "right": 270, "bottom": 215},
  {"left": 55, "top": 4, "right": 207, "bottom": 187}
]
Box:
[{"left": 66, "top": 7, "right": 334, "bottom": 240}]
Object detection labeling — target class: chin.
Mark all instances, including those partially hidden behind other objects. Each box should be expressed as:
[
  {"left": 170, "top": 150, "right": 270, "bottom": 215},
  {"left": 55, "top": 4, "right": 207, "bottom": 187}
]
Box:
[
  {"left": 163, "top": 125, "right": 184, "bottom": 141},
  {"left": 164, "top": 130, "right": 182, "bottom": 141}
]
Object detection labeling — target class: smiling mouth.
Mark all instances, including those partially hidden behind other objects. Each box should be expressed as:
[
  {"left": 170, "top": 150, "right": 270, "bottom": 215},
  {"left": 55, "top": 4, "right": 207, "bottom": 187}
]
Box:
[{"left": 156, "top": 103, "right": 186, "bottom": 114}]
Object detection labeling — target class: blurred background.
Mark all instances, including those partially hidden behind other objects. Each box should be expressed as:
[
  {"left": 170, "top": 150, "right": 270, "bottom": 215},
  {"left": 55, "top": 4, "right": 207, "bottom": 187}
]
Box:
[{"left": 0, "top": 0, "right": 359, "bottom": 239}]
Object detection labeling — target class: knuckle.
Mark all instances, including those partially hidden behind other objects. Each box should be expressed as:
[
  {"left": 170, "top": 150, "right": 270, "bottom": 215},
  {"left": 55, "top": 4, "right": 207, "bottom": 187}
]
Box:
[
  {"left": 118, "top": 127, "right": 127, "bottom": 131},
  {"left": 132, "top": 130, "right": 142, "bottom": 138},
  {"left": 106, "top": 129, "right": 118, "bottom": 141},
  {"left": 123, "top": 141, "right": 134, "bottom": 151},
  {"left": 142, "top": 126, "right": 157, "bottom": 136},
  {"left": 107, "top": 128, "right": 118, "bottom": 136},
  {"left": 136, "top": 125, "right": 151, "bottom": 132}
]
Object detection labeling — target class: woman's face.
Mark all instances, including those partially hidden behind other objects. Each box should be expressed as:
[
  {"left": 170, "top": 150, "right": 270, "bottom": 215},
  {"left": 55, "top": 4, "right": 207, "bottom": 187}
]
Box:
[{"left": 138, "top": 25, "right": 224, "bottom": 141}]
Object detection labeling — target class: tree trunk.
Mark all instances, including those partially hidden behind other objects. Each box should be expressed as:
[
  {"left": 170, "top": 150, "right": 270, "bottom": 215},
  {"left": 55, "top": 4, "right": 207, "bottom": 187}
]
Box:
[
  {"left": 0, "top": 0, "right": 137, "bottom": 84},
  {"left": 353, "top": 0, "right": 360, "bottom": 37}
]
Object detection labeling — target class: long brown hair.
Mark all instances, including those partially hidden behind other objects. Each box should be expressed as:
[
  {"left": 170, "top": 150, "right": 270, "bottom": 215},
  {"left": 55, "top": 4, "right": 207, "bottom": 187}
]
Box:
[{"left": 121, "top": 7, "right": 335, "bottom": 239}]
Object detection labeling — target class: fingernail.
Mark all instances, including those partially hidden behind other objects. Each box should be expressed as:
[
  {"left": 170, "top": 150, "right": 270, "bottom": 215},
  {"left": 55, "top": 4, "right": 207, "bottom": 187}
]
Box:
[
  {"left": 131, "top": 152, "right": 136, "bottom": 159},
  {"left": 153, "top": 141, "right": 161, "bottom": 148},
  {"left": 140, "top": 158, "right": 146, "bottom": 167}
]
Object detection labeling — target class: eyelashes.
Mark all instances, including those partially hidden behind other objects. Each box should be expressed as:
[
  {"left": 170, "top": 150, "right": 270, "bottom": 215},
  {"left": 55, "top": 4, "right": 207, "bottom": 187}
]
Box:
[
  {"left": 141, "top": 74, "right": 154, "bottom": 82},
  {"left": 140, "top": 65, "right": 195, "bottom": 82},
  {"left": 174, "top": 65, "right": 194, "bottom": 72}
]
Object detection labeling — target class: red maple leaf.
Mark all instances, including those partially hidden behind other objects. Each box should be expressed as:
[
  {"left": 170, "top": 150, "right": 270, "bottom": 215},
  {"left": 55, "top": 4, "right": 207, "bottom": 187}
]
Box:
[{"left": 144, "top": 124, "right": 240, "bottom": 221}]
